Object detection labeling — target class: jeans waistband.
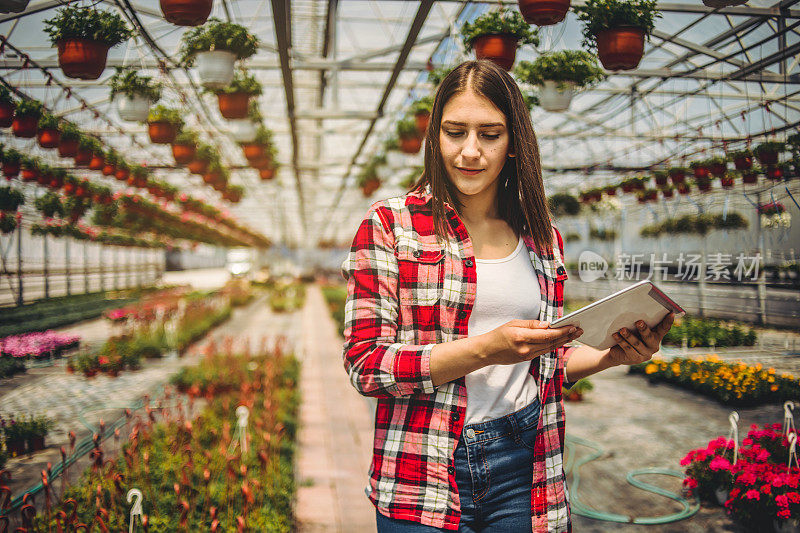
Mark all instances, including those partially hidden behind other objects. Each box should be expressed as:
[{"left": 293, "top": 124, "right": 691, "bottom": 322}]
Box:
[{"left": 461, "top": 398, "right": 541, "bottom": 444}]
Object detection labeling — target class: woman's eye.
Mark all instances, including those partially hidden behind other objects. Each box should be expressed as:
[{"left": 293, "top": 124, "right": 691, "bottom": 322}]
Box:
[
  {"left": 444, "top": 131, "right": 500, "bottom": 140},
  {"left": 483, "top": 134, "right": 500, "bottom": 140},
  {"left": 445, "top": 130, "right": 463, "bottom": 137}
]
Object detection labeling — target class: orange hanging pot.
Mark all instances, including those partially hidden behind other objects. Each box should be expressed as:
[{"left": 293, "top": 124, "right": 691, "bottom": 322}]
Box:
[
  {"left": 217, "top": 92, "right": 250, "bottom": 119},
  {"left": 259, "top": 167, "right": 275, "bottom": 181},
  {"left": 211, "top": 180, "right": 227, "bottom": 192},
  {"left": 11, "top": 115, "right": 38, "bottom": 138},
  {"left": 0, "top": 101, "right": 15, "bottom": 128},
  {"left": 518, "top": 0, "right": 571, "bottom": 26},
  {"left": 399, "top": 135, "right": 422, "bottom": 155},
  {"left": 56, "top": 39, "right": 111, "bottom": 80},
  {"left": 102, "top": 163, "right": 117, "bottom": 177},
  {"left": 115, "top": 168, "right": 131, "bottom": 182},
  {"left": 37, "top": 127, "right": 61, "bottom": 149},
  {"left": 241, "top": 143, "right": 266, "bottom": 162},
  {"left": 74, "top": 148, "right": 93, "bottom": 167},
  {"left": 202, "top": 170, "right": 223, "bottom": 184},
  {"left": 414, "top": 111, "right": 430, "bottom": 136},
  {"left": 159, "top": 0, "right": 213, "bottom": 26},
  {"left": 21, "top": 168, "right": 38, "bottom": 182},
  {"left": 2, "top": 163, "right": 20, "bottom": 179},
  {"left": 148, "top": 121, "right": 178, "bottom": 144},
  {"left": 595, "top": 27, "right": 646, "bottom": 71},
  {"left": 187, "top": 159, "right": 209, "bottom": 175},
  {"left": 58, "top": 138, "right": 80, "bottom": 158},
  {"left": 171, "top": 143, "right": 196, "bottom": 165},
  {"left": 472, "top": 34, "right": 519, "bottom": 71},
  {"left": 250, "top": 156, "right": 273, "bottom": 170},
  {"left": 88, "top": 154, "right": 105, "bottom": 171}
]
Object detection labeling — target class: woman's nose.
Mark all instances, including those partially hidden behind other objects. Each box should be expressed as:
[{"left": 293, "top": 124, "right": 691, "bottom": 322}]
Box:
[{"left": 461, "top": 131, "right": 481, "bottom": 159}]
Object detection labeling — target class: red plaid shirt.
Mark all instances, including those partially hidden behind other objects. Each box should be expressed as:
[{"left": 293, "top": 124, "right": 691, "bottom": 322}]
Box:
[{"left": 341, "top": 185, "right": 577, "bottom": 532}]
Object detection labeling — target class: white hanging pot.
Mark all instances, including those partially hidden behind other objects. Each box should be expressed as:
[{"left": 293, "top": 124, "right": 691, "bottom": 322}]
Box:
[
  {"left": 702, "top": 0, "right": 747, "bottom": 7},
  {"left": 539, "top": 80, "right": 575, "bottom": 113},
  {"left": 774, "top": 518, "right": 800, "bottom": 533},
  {"left": 195, "top": 50, "right": 237, "bottom": 89},
  {"left": 227, "top": 119, "right": 258, "bottom": 143},
  {"left": 714, "top": 487, "right": 729, "bottom": 506},
  {"left": 0, "top": 0, "right": 31, "bottom": 13},
  {"left": 116, "top": 94, "right": 152, "bottom": 123}
]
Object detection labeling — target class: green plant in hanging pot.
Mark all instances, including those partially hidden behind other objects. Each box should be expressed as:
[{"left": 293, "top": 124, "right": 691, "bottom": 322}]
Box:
[
  {"left": 547, "top": 192, "right": 581, "bottom": 217},
  {"left": 56, "top": 121, "right": 81, "bottom": 158},
  {"left": 690, "top": 159, "right": 711, "bottom": 179},
  {"left": 652, "top": 170, "right": 668, "bottom": 186},
  {"left": 0, "top": 210, "right": 19, "bottom": 235},
  {"left": 753, "top": 141, "right": 785, "bottom": 166},
  {"left": 0, "top": 186, "right": 24, "bottom": 212},
  {"left": 222, "top": 183, "right": 244, "bottom": 203},
  {"left": 574, "top": 0, "right": 660, "bottom": 71},
  {"left": 11, "top": 99, "right": 43, "bottom": 138},
  {"left": 46, "top": 168, "right": 67, "bottom": 189},
  {"left": 146, "top": 105, "right": 184, "bottom": 144},
  {"left": 172, "top": 129, "right": 199, "bottom": 165},
  {"left": 460, "top": 8, "right": 540, "bottom": 71},
  {"left": 514, "top": 50, "right": 605, "bottom": 112},
  {"left": 409, "top": 96, "right": 434, "bottom": 135},
  {"left": 43, "top": 5, "right": 132, "bottom": 80},
  {"left": 708, "top": 156, "right": 727, "bottom": 177},
  {"left": 179, "top": 19, "right": 260, "bottom": 88},
  {"left": 667, "top": 165, "right": 687, "bottom": 184},
  {"left": 729, "top": 148, "right": 753, "bottom": 171},
  {"left": 36, "top": 113, "right": 61, "bottom": 149},
  {"left": 160, "top": 0, "right": 213, "bottom": 27},
  {"left": 19, "top": 156, "right": 39, "bottom": 183},
  {"left": 75, "top": 135, "right": 100, "bottom": 167},
  {"left": 208, "top": 70, "right": 262, "bottom": 119},
  {"left": 563, "top": 377, "right": 594, "bottom": 401},
  {"left": 34, "top": 191, "right": 65, "bottom": 219},
  {"left": 241, "top": 125, "right": 273, "bottom": 164},
  {"left": 101, "top": 150, "right": 119, "bottom": 177},
  {"left": 357, "top": 162, "right": 381, "bottom": 197},
  {"left": 659, "top": 183, "right": 675, "bottom": 199},
  {"left": 1, "top": 146, "right": 22, "bottom": 180},
  {"left": 188, "top": 143, "right": 217, "bottom": 174},
  {"left": 397, "top": 116, "right": 422, "bottom": 155},
  {"left": 0, "top": 86, "right": 15, "bottom": 128},
  {"left": 110, "top": 68, "right": 162, "bottom": 123}
]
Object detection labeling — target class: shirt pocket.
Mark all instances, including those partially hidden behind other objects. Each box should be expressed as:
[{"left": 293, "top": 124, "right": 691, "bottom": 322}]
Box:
[{"left": 396, "top": 243, "right": 444, "bottom": 306}]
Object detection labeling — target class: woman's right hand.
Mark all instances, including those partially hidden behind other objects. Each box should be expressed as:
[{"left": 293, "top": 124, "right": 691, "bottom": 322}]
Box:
[{"left": 481, "top": 320, "right": 583, "bottom": 366}]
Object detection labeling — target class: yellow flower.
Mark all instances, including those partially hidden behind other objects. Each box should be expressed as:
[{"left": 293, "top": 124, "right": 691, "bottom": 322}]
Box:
[
  {"left": 645, "top": 363, "right": 658, "bottom": 375},
  {"left": 771, "top": 385, "right": 779, "bottom": 392},
  {"left": 768, "top": 368, "right": 775, "bottom": 375}
]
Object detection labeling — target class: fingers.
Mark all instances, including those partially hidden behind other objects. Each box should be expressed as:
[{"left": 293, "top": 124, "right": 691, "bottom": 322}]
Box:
[
  {"left": 654, "top": 312, "right": 675, "bottom": 336},
  {"left": 616, "top": 327, "right": 645, "bottom": 354},
  {"left": 633, "top": 320, "right": 659, "bottom": 351},
  {"left": 613, "top": 331, "right": 645, "bottom": 361}
]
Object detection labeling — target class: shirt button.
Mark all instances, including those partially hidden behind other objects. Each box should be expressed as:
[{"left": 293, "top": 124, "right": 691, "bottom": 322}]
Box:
[
  {"left": 451, "top": 411, "right": 459, "bottom": 422},
  {"left": 457, "top": 310, "right": 467, "bottom": 319},
  {"left": 448, "top": 466, "right": 455, "bottom": 475},
  {"left": 464, "top": 259, "right": 474, "bottom": 267},
  {"left": 413, "top": 250, "right": 421, "bottom": 258}
]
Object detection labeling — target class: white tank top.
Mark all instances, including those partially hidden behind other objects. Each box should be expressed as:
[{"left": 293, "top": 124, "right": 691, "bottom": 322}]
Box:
[{"left": 465, "top": 237, "right": 542, "bottom": 425}]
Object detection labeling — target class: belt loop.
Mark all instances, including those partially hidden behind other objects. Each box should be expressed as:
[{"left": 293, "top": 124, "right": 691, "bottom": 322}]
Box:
[{"left": 508, "top": 414, "right": 521, "bottom": 444}]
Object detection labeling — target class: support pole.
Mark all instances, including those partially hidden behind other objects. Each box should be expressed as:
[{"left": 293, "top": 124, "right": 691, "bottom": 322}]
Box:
[
  {"left": 65, "top": 237, "right": 71, "bottom": 296},
  {"left": 43, "top": 233, "right": 49, "bottom": 299},
  {"left": 16, "top": 221, "right": 23, "bottom": 306},
  {"left": 83, "top": 241, "right": 89, "bottom": 294}
]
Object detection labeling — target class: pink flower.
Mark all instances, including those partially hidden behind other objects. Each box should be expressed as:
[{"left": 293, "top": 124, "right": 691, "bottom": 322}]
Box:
[
  {"left": 745, "top": 490, "right": 761, "bottom": 500},
  {"left": 787, "top": 491, "right": 800, "bottom": 504},
  {"left": 777, "top": 494, "right": 790, "bottom": 507},
  {"left": 778, "top": 509, "right": 792, "bottom": 519},
  {"left": 710, "top": 456, "right": 732, "bottom": 472},
  {"left": 683, "top": 478, "right": 698, "bottom": 489}
]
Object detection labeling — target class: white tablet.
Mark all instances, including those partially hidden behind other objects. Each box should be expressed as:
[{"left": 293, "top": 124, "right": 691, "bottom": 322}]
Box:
[{"left": 550, "top": 280, "right": 686, "bottom": 350}]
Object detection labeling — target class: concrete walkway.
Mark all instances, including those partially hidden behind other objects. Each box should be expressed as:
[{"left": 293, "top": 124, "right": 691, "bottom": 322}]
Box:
[{"left": 295, "top": 285, "right": 376, "bottom": 532}]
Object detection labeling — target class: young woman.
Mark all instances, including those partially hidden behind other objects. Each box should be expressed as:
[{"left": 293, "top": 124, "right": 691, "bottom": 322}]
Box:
[{"left": 341, "top": 60, "right": 674, "bottom": 533}]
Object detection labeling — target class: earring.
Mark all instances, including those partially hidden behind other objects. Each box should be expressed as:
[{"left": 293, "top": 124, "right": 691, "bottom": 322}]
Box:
[{"left": 504, "top": 175, "right": 510, "bottom": 188}]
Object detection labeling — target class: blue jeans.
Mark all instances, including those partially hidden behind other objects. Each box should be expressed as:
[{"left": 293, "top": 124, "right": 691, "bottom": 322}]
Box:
[{"left": 375, "top": 398, "right": 540, "bottom": 532}]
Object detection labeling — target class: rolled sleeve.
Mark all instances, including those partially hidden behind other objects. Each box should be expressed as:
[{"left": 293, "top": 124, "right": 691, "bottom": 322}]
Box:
[
  {"left": 341, "top": 204, "right": 435, "bottom": 398},
  {"left": 562, "top": 344, "right": 579, "bottom": 390}
]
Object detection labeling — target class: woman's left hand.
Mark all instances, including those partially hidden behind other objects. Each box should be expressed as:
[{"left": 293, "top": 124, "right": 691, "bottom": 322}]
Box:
[{"left": 607, "top": 312, "right": 675, "bottom": 366}]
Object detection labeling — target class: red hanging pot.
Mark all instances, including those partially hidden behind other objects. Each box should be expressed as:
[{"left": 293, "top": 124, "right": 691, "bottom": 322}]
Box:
[
  {"left": 11, "top": 115, "right": 39, "bottom": 138},
  {"left": 518, "top": 0, "right": 571, "bottom": 26},
  {"left": 58, "top": 138, "right": 80, "bottom": 158},
  {"left": 720, "top": 176, "right": 734, "bottom": 188},
  {"left": 399, "top": 135, "right": 422, "bottom": 154},
  {"left": 621, "top": 183, "right": 634, "bottom": 193},
  {"left": 102, "top": 163, "right": 117, "bottom": 177},
  {"left": 677, "top": 184, "right": 690, "bottom": 195},
  {"left": 733, "top": 156, "right": 753, "bottom": 171},
  {"left": 414, "top": 111, "right": 430, "bottom": 136},
  {"left": 596, "top": 27, "right": 645, "bottom": 71},
  {"left": 211, "top": 180, "right": 227, "bottom": 192},
  {"left": 172, "top": 143, "right": 196, "bottom": 165},
  {"left": 669, "top": 169, "right": 685, "bottom": 184},
  {"left": 49, "top": 175, "right": 64, "bottom": 189},
  {"left": 654, "top": 174, "right": 668, "bottom": 186},
  {"left": 115, "top": 168, "right": 131, "bottom": 182},
  {"left": 2, "top": 163, "right": 20, "bottom": 180},
  {"left": 693, "top": 166, "right": 710, "bottom": 179},
  {"left": 472, "top": 34, "right": 519, "bottom": 71},
  {"left": 159, "top": 0, "right": 213, "bottom": 26},
  {"left": 75, "top": 184, "right": 88, "bottom": 198},
  {"left": 742, "top": 171, "right": 758, "bottom": 184},
  {"left": 56, "top": 39, "right": 111, "bottom": 80},
  {"left": 217, "top": 92, "right": 250, "bottom": 119},
  {"left": 202, "top": 170, "right": 222, "bottom": 184},
  {"left": 697, "top": 181, "right": 712, "bottom": 192},
  {"left": 36, "top": 171, "right": 51, "bottom": 186},
  {"left": 250, "top": 156, "right": 273, "bottom": 170},
  {"left": 21, "top": 168, "right": 38, "bottom": 182},
  {"left": 756, "top": 150, "right": 779, "bottom": 166},
  {"left": 187, "top": 159, "right": 209, "bottom": 175},
  {"left": 259, "top": 167, "right": 275, "bottom": 180},
  {"left": 765, "top": 165, "right": 783, "bottom": 180},
  {"left": 709, "top": 162, "right": 727, "bottom": 177},
  {"left": 148, "top": 121, "right": 178, "bottom": 144},
  {"left": 662, "top": 189, "right": 674, "bottom": 198},
  {"left": 74, "top": 148, "right": 93, "bottom": 167},
  {"left": 88, "top": 154, "right": 105, "bottom": 171},
  {"left": 605, "top": 186, "right": 617, "bottom": 196},
  {"left": 0, "top": 101, "right": 15, "bottom": 128},
  {"left": 37, "top": 127, "right": 61, "bottom": 149},
  {"left": 241, "top": 143, "right": 266, "bottom": 162},
  {"left": 63, "top": 181, "right": 76, "bottom": 195}
]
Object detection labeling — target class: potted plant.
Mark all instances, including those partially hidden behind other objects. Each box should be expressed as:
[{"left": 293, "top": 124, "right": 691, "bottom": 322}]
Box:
[
  {"left": 2, "top": 417, "right": 26, "bottom": 457},
  {"left": 427, "top": 65, "right": 456, "bottom": 87},
  {"left": 729, "top": 148, "right": 753, "bottom": 170},
  {"left": 764, "top": 164, "right": 785, "bottom": 181},
  {"left": 44, "top": 5, "right": 132, "bottom": 80},
  {"left": 694, "top": 175, "right": 712, "bottom": 193},
  {"left": 677, "top": 182, "right": 691, "bottom": 195},
  {"left": 57, "top": 122, "right": 81, "bottom": 158},
  {"left": 19, "top": 156, "right": 39, "bottom": 182},
  {"left": 259, "top": 164, "right": 277, "bottom": 181},
  {"left": 660, "top": 183, "right": 675, "bottom": 198},
  {"left": 34, "top": 112, "right": 60, "bottom": 149},
  {"left": 88, "top": 149, "right": 105, "bottom": 171},
  {"left": 222, "top": 184, "right": 244, "bottom": 203},
  {"left": 720, "top": 172, "right": 735, "bottom": 189},
  {"left": 0, "top": 86, "right": 15, "bottom": 128},
  {"left": 240, "top": 125, "right": 272, "bottom": 162},
  {"left": 753, "top": 141, "right": 784, "bottom": 166},
  {"left": 1, "top": 146, "right": 22, "bottom": 179},
  {"left": 160, "top": 0, "right": 213, "bottom": 26},
  {"left": 101, "top": 150, "right": 119, "bottom": 176},
  {"left": 518, "top": 0, "right": 571, "bottom": 26},
  {"left": 574, "top": 0, "right": 660, "bottom": 71},
  {"left": 668, "top": 166, "right": 687, "bottom": 184},
  {"left": 562, "top": 377, "right": 593, "bottom": 401},
  {"left": 636, "top": 188, "right": 658, "bottom": 203},
  {"left": 604, "top": 185, "right": 617, "bottom": 196},
  {"left": 110, "top": 68, "right": 162, "bottom": 123},
  {"left": 172, "top": 129, "right": 199, "bottom": 165},
  {"left": 460, "top": 8, "right": 540, "bottom": 71},
  {"left": 651, "top": 170, "right": 668, "bottom": 186},
  {"left": 75, "top": 135, "right": 99, "bottom": 167},
  {"left": 179, "top": 19, "right": 260, "bottom": 88},
  {"left": 209, "top": 70, "right": 262, "bottom": 119},
  {"left": 147, "top": 105, "right": 184, "bottom": 144},
  {"left": 0, "top": 186, "right": 24, "bottom": 212},
  {"left": 188, "top": 143, "right": 216, "bottom": 175},
  {"left": 27, "top": 414, "right": 52, "bottom": 452},
  {"left": 11, "top": 99, "right": 43, "bottom": 138},
  {"left": 128, "top": 166, "right": 149, "bottom": 188},
  {"left": 706, "top": 156, "right": 727, "bottom": 177},
  {"left": 397, "top": 116, "right": 422, "bottom": 154},
  {"left": 742, "top": 165, "right": 760, "bottom": 185},
  {"left": 690, "top": 159, "right": 711, "bottom": 179},
  {"left": 409, "top": 96, "right": 433, "bottom": 135},
  {"left": 0, "top": 211, "right": 19, "bottom": 235},
  {"left": 514, "top": 50, "right": 605, "bottom": 112}
]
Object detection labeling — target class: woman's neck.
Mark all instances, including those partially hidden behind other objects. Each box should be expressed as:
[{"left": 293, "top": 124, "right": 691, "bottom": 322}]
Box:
[{"left": 455, "top": 179, "right": 500, "bottom": 226}]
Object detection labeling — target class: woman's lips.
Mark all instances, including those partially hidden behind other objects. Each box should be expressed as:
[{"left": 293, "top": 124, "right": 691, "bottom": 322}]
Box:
[{"left": 457, "top": 167, "right": 483, "bottom": 176}]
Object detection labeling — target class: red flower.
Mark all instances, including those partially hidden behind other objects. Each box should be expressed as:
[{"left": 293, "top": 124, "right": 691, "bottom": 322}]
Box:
[
  {"left": 98, "top": 356, "right": 109, "bottom": 365},
  {"left": 683, "top": 478, "right": 698, "bottom": 489},
  {"left": 778, "top": 508, "right": 792, "bottom": 519},
  {"left": 745, "top": 489, "right": 761, "bottom": 500}
]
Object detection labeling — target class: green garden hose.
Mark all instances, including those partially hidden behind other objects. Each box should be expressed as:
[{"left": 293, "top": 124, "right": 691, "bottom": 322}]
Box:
[{"left": 565, "top": 434, "right": 701, "bottom": 525}]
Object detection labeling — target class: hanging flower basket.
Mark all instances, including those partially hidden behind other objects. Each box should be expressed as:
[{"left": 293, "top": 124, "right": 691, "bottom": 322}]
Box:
[
  {"left": 409, "top": 97, "right": 433, "bottom": 135},
  {"left": 88, "top": 153, "right": 105, "bottom": 171},
  {"left": 115, "top": 165, "right": 131, "bottom": 182},
  {"left": 661, "top": 186, "right": 674, "bottom": 198},
  {"left": 399, "top": 136, "right": 422, "bottom": 155},
  {"left": 653, "top": 171, "right": 668, "bottom": 186},
  {"left": 57, "top": 138, "right": 80, "bottom": 158},
  {"left": 754, "top": 141, "right": 784, "bottom": 166},
  {"left": 227, "top": 119, "right": 258, "bottom": 143},
  {"left": 515, "top": 50, "right": 605, "bottom": 113},
  {"left": 742, "top": 170, "right": 758, "bottom": 184},
  {"left": 117, "top": 95, "right": 152, "bottom": 123},
  {"left": 595, "top": 27, "right": 645, "bottom": 71},
  {"left": 217, "top": 93, "right": 250, "bottom": 119},
  {"left": 730, "top": 149, "right": 753, "bottom": 171},
  {"left": 180, "top": 21, "right": 259, "bottom": 88},
  {"left": 0, "top": 101, "right": 15, "bottom": 128},
  {"left": 696, "top": 178, "right": 712, "bottom": 193},
  {"left": 518, "top": 0, "right": 571, "bottom": 26},
  {"left": 460, "top": 9, "right": 539, "bottom": 71},
  {"left": 160, "top": 0, "right": 213, "bottom": 26},
  {"left": 690, "top": 161, "right": 710, "bottom": 179},
  {"left": 12, "top": 114, "right": 39, "bottom": 138},
  {"left": 765, "top": 165, "right": 784, "bottom": 181},
  {"left": 172, "top": 143, "right": 197, "bottom": 165},
  {"left": 668, "top": 167, "right": 686, "bottom": 184},
  {"left": 539, "top": 80, "right": 575, "bottom": 112},
  {"left": 708, "top": 157, "right": 727, "bottom": 177},
  {"left": 0, "top": 211, "right": 19, "bottom": 235},
  {"left": 193, "top": 50, "right": 237, "bottom": 88},
  {"left": 37, "top": 128, "right": 61, "bottom": 149},
  {"left": 44, "top": 6, "right": 132, "bottom": 80},
  {"left": 110, "top": 68, "right": 162, "bottom": 122},
  {"left": 146, "top": 105, "right": 183, "bottom": 144},
  {"left": 186, "top": 159, "right": 208, "bottom": 175},
  {"left": 720, "top": 175, "right": 735, "bottom": 189},
  {"left": 74, "top": 148, "right": 93, "bottom": 167},
  {"left": 259, "top": 167, "right": 275, "bottom": 180},
  {"left": 604, "top": 185, "right": 617, "bottom": 196},
  {"left": 474, "top": 34, "right": 521, "bottom": 71},
  {"left": 241, "top": 143, "right": 266, "bottom": 162},
  {"left": 677, "top": 183, "right": 691, "bottom": 195},
  {"left": 2, "top": 163, "right": 20, "bottom": 180}
]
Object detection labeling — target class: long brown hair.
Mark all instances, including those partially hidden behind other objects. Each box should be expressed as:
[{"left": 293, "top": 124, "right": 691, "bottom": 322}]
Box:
[{"left": 415, "top": 59, "right": 554, "bottom": 254}]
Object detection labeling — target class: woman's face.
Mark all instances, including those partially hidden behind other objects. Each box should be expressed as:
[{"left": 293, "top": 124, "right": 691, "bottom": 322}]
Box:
[{"left": 438, "top": 87, "right": 512, "bottom": 199}]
